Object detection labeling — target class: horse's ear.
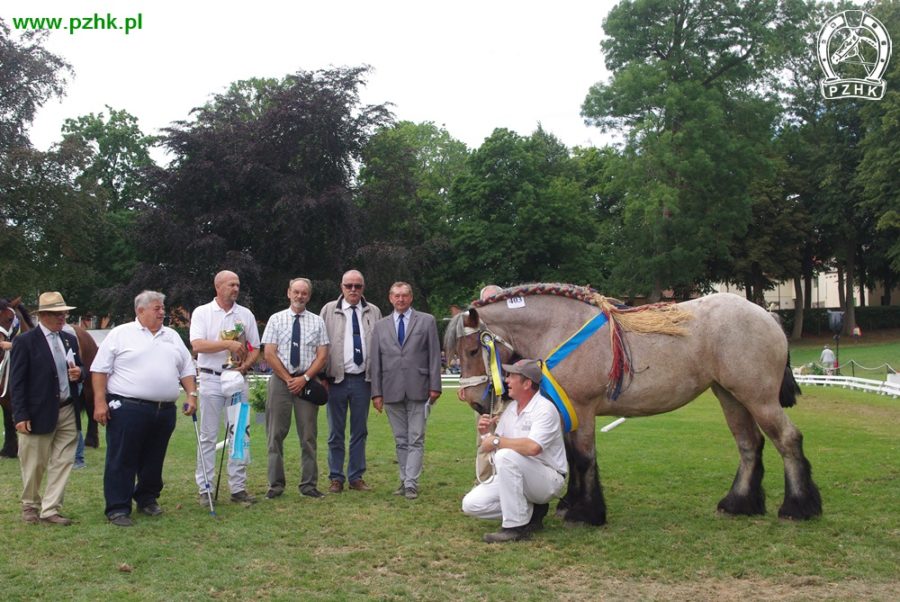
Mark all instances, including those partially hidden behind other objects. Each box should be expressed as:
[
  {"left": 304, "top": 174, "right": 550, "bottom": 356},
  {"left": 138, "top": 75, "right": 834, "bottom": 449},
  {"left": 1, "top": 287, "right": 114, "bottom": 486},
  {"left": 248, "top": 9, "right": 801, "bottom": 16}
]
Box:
[{"left": 463, "top": 309, "right": 480, "bottom": 329}]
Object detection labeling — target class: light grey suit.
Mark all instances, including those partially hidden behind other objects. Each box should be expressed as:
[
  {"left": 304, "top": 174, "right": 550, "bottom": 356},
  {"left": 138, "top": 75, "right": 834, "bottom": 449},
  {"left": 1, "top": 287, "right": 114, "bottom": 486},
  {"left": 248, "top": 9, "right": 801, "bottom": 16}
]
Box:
[{"left": 370, "top": 309, "right": 442, "bottom": 491}]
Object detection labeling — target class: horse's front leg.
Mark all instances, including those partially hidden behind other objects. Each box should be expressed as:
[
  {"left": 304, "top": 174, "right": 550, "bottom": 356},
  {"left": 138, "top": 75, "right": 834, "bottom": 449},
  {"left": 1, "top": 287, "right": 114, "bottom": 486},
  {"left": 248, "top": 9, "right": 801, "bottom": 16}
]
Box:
[{"left": 557, "top": 424, "right": 606, "bottom": 526}]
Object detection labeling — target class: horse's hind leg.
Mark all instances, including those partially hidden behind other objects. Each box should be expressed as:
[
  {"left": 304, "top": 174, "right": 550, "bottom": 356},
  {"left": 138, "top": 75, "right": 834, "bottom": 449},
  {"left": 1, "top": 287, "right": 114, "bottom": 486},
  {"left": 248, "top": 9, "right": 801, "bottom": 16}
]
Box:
[
  {"left": 0, "top": 404, "right": 17, "bottom": 458},
  {"left": 712, "top": 384, "right": 766, "bottom": 515},
  {"left": 557, "top": 429, "right": 607, "bottom": 526},
  {"left": 751, "top": 404, "right": 822, "bottom": 520}
]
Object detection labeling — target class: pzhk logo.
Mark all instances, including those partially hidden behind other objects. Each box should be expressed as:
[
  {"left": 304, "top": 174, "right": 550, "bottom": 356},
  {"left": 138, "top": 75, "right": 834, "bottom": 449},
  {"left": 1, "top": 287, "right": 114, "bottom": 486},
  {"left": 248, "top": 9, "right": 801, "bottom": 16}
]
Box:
[{"left": 817, "top": 10, "right": 892, "bottom": 100}]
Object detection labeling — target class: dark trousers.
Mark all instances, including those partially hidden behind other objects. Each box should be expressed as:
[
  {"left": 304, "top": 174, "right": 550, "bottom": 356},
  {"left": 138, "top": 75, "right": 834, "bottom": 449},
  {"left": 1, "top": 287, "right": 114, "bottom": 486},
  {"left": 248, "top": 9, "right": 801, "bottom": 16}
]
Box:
[
  {"left": 326, "top": 374, "right": 371, "bottom": 483},
  {"left": 104, "top": 399, "right": 176, "bottom": 517}
]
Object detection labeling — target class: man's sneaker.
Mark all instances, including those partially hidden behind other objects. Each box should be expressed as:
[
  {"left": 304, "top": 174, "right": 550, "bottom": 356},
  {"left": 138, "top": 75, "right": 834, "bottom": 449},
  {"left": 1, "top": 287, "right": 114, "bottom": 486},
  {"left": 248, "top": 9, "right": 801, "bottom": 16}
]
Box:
[
  {"left": 230, "top": 490, "right": 257, "bottom": 504},
  {"left": 265, "top": 488, "right": 284, "bottom": 499},
  {"left": 404, "top": 486, "right": 418, "bottom": 500},
  {"left": 22, "top": 507, "right": 39, "bottom": 524},
  {"left": 139, "top": 502, "right": 163, "bottom": 517},
  {"left": 108, "top": 513, "right": 134, "bottom": 527},
  {"left": 301, "top": 488, "right": 325, "bottom": 499},
  {"left": 198, "top": 492, "right": 212, "bottom": 507},
  {"left": 328, "top": 479, "right": 343, "bottom": 494},
  {"left": 483, "top": 526, "right": 530, "bottom": 543},
  {"left": 73, "top": 461, "right": 87, "bottom": 470},
  {"left": 392, "top": 483, "right": 406, "bottom": 496},
  {"left": 348, "top": 479, "right": 372, "bottom": 491}
]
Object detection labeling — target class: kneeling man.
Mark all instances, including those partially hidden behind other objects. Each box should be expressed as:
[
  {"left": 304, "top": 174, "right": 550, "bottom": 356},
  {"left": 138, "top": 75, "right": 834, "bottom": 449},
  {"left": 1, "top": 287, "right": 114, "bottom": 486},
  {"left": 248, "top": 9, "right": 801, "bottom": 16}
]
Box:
[
  {"left": 92, "top": 291, "right": 198, "bottom": 526},
  {"left": 461, "top": 359, "right": 567, "bottom": 543}
]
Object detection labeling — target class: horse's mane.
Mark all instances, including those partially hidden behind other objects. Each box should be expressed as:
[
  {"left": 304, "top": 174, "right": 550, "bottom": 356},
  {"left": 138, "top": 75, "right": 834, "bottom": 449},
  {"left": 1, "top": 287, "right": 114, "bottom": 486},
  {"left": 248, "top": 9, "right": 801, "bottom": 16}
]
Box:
[
  {"left": 472, "top": 283, "right": 614, "bottom": 308},
  {"left": 472, "top": 283, "right": 691, "bottom": 335}
]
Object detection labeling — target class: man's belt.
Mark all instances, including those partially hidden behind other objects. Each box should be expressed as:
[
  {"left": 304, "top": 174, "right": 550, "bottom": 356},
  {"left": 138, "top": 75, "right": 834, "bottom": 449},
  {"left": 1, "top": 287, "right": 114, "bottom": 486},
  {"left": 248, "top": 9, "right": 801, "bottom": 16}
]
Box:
[
  {"left": 59, "top": 398, "right": 73, "bottom": 408},
  {"left": 109, "top": 395, "right": 175, "bottom": 409},
  {"left": 199, "top": 367, "right": 223, "bottom": 376}
]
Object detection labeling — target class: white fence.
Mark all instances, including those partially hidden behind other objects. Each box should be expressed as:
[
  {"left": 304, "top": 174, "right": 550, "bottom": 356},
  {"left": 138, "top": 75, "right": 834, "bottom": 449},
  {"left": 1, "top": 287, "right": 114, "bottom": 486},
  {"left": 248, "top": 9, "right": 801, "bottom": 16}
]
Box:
[
  {"left": 794, "top": 373, "right": 900, "bottom": 398},
  {"left": 247, "top": 373, "right": 462, "bottom": 389}
]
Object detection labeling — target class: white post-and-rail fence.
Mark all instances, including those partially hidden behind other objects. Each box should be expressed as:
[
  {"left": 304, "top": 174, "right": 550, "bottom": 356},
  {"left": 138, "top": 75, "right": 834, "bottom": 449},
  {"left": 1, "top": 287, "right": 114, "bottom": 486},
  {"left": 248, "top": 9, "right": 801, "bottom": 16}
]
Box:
[
  {"left": 246, "top": 373, "right": 463, "bottom": 388},
  {"left": 794, "top": 372, "right": 900, "bottom": 398}
]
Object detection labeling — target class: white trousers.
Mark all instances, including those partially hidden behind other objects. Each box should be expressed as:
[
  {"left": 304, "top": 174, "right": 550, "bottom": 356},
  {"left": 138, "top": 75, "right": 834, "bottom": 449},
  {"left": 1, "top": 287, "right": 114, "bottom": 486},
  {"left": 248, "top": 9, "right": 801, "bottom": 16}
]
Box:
[
  {"left": 195, "top": 373, "right": 249, "bottom": 495},
  {"left": 461, "top": 448, "right": 565, "bottom": 528}
]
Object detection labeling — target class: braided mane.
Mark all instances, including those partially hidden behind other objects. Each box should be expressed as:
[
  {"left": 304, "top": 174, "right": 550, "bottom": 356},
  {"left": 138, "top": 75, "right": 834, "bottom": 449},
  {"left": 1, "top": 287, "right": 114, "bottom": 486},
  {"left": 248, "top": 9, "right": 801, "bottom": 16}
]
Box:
[{"left": 471, "top": 283, "right": 693, "bottom": 400}]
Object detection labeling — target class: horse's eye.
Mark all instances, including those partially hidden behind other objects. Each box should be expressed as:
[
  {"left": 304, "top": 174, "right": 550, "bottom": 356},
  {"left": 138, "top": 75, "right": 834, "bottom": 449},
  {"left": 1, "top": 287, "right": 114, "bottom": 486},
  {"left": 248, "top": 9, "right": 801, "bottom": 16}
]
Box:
[{"left": 467, "top": 348, "right": 479, "bottom": 357}]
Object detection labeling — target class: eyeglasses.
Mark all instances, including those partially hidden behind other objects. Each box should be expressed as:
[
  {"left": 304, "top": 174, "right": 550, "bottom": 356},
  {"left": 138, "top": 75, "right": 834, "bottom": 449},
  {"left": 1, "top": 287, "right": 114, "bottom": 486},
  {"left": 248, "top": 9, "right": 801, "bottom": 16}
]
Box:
[{"left": 342, "top": 283, "right": 364, "bottom": 290}]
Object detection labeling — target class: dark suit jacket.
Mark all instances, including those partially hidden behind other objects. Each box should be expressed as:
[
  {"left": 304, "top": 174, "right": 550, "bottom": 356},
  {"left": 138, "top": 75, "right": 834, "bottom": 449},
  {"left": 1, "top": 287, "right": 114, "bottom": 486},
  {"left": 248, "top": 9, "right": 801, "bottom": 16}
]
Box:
[
  {"left": 10, "top": 326, "right": 84, "bottom": 435},
  {"left": 370, "top": 309, "right": 442, "bottom": 403}
]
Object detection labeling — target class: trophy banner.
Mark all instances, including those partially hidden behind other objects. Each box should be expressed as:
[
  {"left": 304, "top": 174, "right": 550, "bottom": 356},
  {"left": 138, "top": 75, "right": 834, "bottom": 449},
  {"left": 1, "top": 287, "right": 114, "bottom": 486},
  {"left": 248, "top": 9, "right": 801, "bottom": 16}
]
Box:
[{"left": 227, "top": 400, "right": 251, "bottom": 465}]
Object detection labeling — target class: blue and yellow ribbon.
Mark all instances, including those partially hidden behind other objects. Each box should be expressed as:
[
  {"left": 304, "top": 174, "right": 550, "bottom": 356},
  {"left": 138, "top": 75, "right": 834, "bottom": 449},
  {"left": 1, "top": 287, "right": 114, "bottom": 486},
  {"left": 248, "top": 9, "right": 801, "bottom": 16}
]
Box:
[
  {"left": 540, "top": 312, "right": 609, "bottom": 432},
  {"left": 480, "top": 332, "right": 505, "bottom": 397}
]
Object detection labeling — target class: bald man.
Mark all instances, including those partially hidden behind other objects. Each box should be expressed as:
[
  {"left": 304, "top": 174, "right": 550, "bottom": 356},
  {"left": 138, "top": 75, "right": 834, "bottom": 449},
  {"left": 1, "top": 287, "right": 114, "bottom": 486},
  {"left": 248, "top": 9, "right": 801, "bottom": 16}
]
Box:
[{"left": 190, "top": 271, "right": 261, "bottom": 505}]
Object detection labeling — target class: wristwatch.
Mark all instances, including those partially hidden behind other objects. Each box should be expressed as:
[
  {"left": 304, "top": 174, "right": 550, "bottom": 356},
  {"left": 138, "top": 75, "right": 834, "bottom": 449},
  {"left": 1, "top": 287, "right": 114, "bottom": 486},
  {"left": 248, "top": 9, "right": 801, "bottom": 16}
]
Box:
[
  {"left": 188, "top": 391, "right": 199, "bottom": 398},
  {"left": 492, "top": 437, "right": 501, "bottom": 449},
  {"left": 301, "top": 374, "right": 310, "bottom": 382}
]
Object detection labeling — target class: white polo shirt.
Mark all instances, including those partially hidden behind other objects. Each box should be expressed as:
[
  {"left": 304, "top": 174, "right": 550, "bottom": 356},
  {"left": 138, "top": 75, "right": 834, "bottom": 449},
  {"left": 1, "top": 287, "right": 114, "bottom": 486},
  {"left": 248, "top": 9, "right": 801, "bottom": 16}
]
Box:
[
  {"left": 92, "top": 320, "right": 195, "bottom": 402},
  {"left": 496, "top": 391, "right": 568, "bottom": 475},
  {"left": 189, "top": 299, "right": 260, "bottom": 372}
]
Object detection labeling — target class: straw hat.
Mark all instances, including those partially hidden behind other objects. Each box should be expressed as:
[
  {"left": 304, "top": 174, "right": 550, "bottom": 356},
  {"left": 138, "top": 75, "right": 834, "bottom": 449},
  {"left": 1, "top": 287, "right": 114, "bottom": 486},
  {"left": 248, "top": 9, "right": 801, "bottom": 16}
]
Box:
[{"left": 36, "top": 291, "right": 76, "bottom": 313}]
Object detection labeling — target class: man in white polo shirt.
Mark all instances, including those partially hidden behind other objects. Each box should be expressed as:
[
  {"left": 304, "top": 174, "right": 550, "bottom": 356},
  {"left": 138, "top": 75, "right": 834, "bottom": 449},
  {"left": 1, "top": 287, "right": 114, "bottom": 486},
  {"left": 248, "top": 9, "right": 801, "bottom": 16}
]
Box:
[
  {"left": 190, "top": 270, "right": 260, "bottom": 505},
  {"left": 461, "top": 359, "right": 568, "bottom": 543},
  {"left": 92, "top": 291, "right": 198, "bottom": 527}
]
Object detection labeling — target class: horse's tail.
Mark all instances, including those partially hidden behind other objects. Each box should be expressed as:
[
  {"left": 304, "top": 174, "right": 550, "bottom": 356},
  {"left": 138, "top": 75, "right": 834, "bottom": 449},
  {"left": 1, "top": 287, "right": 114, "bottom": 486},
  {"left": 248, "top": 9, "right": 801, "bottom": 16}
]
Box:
[{"left": 779, "top": 355, "right": 802, "bottom": 408}]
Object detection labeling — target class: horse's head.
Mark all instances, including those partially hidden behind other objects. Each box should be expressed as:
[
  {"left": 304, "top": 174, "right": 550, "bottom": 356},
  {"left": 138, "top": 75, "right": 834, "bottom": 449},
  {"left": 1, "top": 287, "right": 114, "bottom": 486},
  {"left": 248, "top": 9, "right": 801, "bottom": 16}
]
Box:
[{"left": 444, "top": 308, "right": 515, "bottom": 415}]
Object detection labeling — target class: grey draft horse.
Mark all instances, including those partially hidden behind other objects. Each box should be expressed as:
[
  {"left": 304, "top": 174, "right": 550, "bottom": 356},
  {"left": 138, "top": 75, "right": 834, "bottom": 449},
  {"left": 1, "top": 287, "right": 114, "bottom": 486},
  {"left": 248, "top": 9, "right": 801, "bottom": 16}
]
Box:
[{"left": 446, "top": 284, "right": 822, "bottom": 526}]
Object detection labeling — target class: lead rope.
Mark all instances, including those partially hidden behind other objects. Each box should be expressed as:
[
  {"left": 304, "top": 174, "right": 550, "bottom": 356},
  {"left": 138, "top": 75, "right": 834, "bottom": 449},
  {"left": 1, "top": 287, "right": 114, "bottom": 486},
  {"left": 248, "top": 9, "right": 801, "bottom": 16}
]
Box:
[
  {"left": 475, "top": 332, "right": 505, "bottom": 484},
  {"left": 0, "top": 325, "right": 11, "bottom": 397}
]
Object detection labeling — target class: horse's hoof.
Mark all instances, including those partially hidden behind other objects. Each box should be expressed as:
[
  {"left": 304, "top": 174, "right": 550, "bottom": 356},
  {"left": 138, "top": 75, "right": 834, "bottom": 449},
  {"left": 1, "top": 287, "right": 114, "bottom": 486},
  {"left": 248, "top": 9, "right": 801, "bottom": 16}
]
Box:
[
  {"left": 717, "top": 493, "right": 766, "bottom": 516},
  {"left": 778, "top": 496, "right": 822, "bottom": 521}
]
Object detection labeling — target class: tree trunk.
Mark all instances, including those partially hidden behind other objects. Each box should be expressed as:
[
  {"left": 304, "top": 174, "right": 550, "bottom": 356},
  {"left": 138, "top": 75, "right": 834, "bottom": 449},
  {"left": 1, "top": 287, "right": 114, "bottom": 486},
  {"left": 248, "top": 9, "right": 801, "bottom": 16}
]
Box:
[
  {"left": 791, "top": 277, "right": 804, "bottom": 340},
  {"left": 843, "top": 241, "right": 856, "bottom": 336},
  {"left": 802, "top": 246, "right": 813, "bottom": 309},
  {"left": 837, "top": 265, "right": 845, "bottom": 308}
]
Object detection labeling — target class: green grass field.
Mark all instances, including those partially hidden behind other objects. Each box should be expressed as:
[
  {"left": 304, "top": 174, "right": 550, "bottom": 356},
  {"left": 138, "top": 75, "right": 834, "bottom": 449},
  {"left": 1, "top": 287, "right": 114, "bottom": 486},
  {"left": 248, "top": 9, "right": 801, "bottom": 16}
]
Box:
[{"left": 1, "top": 383, "right": 897, "bottom": 601}]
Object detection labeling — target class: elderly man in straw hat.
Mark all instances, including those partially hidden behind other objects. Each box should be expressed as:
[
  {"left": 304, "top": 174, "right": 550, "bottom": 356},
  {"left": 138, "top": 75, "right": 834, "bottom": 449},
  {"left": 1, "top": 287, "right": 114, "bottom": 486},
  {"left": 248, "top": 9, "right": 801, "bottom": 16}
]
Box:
[
  {"left": 10, "top": 292, "right": 85, "bottom": 525},
  {"left": 461, "top": 359, "right": 567, "bottom": 543}
]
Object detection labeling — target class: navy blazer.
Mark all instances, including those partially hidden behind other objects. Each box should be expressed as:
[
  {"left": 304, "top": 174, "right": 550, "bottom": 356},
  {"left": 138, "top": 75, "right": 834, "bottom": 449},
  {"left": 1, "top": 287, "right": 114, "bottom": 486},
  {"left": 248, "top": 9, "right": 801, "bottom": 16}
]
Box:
[{"left": 10, "top": 326, "right": 84, "bottom": 435}]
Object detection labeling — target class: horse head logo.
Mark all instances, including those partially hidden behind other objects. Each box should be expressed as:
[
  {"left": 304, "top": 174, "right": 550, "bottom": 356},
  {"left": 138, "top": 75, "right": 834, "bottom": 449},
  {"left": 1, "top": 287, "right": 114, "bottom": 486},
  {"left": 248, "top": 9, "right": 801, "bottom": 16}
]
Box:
[{"left": 818, "top": 10, "right": 892, "bottom": 100}]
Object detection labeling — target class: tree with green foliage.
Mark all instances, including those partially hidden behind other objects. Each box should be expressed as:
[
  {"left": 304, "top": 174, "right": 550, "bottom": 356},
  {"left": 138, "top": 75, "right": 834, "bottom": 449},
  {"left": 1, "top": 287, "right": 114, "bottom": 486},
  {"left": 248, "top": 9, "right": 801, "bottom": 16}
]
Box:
[
  {"left": 59, "top": 108, "right": 157, "bottom": 316},
  {"left": 439, "top": 127, "right": 603, "bottom": 306},
  {"left": 582, "top": 0, "right": 811, "bottom": 300},
  {"left": 857, "top": 1, "right": 900, "bottom": 286},
  {"left": 130, "top": 67, "right": 391, "bottom": 319},
  {"left": 355, "top": 121, "right": 468, "bottom": 311}
]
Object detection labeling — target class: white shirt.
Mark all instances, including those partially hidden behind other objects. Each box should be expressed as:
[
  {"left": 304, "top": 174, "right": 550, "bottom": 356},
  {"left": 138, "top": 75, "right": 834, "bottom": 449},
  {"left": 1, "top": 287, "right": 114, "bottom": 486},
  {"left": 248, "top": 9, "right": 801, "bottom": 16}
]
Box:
[
  {"left": 189, "top": 299, "right": 260, "bottom": 371},
  {"left": 496, "top": 391, "right": 568, "bottom": 475},
  {"left": 342, "top": 301, "right": 366, "bottom": 375},
  {"left": 261, "top": 308, "right": 329, "bottom": 373},
  {"left": 92, "top": 319, "right": 195, "bottom": 401}
]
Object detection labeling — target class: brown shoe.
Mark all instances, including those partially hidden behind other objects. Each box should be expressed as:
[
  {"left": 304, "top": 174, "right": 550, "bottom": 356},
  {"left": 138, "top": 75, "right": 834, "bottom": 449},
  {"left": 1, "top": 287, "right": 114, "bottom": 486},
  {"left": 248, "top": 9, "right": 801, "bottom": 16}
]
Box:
[
  {"left": 40, "top": 514, "right": 73, "bottom": 526},
  {"left": 328, "top": 479, "right": 343, "bottom": 494},
  {"left": 348, "top": 479, "right": 372, "bottom": 491},
  {"left": 22, "top": 507, "right": 39, "bottom": 524}
]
